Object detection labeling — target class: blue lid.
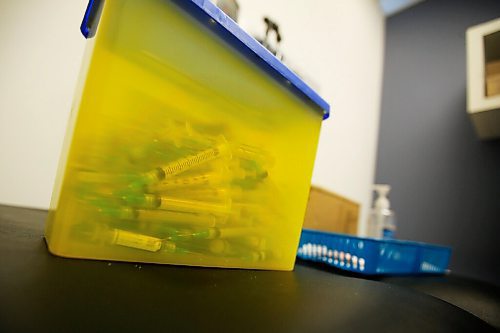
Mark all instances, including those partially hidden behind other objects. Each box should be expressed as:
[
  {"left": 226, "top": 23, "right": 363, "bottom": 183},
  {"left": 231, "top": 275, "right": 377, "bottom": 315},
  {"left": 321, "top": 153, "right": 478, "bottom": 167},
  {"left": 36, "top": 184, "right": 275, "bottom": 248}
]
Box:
[{"left": 81, "top": 0, "right": 330, "bottom": 119}]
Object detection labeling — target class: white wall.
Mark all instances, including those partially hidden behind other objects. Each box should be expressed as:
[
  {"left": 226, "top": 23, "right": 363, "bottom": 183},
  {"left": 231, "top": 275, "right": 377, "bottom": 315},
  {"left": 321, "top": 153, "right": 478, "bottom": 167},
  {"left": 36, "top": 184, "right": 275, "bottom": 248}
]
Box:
[
  {"left": 237, "top": 0, "right": 385, "bottom": 234},
  {"left": 0, "top": 0, "right": 384, "bottom": 234},
  {"left": 0, "top": 0, "right": 87, "bottom": 209}
]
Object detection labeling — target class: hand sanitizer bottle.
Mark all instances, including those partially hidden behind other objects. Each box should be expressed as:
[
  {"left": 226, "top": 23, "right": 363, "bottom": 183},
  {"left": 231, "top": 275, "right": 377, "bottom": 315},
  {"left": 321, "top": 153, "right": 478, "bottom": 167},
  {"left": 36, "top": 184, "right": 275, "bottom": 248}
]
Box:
[{"left": 367, "top": 184, "right": 396, "bottom": 239}]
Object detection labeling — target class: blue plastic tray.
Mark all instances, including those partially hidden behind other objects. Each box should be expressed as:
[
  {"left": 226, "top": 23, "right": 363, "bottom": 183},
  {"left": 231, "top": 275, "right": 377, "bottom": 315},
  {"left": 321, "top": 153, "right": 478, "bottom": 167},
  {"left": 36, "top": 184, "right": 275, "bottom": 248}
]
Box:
[{"left": 297, "top": 229, "right": 451, "bottom": 275}]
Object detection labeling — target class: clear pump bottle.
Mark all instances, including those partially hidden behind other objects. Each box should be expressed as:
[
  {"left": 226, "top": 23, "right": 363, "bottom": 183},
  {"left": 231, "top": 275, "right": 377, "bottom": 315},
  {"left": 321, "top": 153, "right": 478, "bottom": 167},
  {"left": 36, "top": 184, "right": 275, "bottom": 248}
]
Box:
[{"left": 367, "top": 184, "right": 396, "bottom": 239}]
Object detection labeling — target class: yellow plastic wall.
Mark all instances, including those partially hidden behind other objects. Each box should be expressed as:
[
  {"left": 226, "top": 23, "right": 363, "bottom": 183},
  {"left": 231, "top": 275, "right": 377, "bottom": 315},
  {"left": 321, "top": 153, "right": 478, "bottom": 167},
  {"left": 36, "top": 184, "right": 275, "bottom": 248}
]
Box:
[{"left": 45, "top": 0, "right": 324, "bottom": 270}]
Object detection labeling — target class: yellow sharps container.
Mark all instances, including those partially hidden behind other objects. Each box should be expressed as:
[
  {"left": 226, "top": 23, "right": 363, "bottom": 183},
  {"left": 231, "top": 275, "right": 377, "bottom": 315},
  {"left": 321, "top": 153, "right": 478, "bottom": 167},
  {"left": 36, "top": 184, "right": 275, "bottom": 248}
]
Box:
[{"left": 45, "top": 0, "right": 330, "bottom": 270}]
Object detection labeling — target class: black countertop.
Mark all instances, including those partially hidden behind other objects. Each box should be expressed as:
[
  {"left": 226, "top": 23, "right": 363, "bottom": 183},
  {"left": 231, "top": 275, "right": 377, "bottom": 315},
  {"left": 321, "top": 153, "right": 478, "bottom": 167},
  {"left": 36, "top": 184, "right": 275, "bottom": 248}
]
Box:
[{"left": 0, "top": 204, "right": 498, "bottom": 332}]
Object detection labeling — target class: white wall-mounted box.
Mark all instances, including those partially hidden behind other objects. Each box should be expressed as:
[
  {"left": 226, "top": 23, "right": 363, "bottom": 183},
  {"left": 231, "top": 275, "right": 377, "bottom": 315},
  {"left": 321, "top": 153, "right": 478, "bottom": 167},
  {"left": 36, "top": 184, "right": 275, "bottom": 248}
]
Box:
[{"left": 466, "top": 18, "right": 500, "bottom": 140}]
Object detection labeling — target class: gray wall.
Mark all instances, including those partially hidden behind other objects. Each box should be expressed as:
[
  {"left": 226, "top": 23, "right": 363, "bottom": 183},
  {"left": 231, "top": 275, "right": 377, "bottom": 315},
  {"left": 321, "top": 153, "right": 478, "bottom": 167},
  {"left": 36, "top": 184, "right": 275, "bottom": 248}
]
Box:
[{"left": 376, "top": 0, "right": 500, "bottom": 285}]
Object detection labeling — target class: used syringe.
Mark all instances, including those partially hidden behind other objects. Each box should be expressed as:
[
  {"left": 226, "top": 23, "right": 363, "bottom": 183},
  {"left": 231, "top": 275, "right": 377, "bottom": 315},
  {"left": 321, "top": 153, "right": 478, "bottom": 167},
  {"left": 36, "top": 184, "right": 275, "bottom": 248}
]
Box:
[
  {"left": 162, "top": 187, "right": 231, "bottom": 203},
  {"left": 96, "top": 205, "right": 220, "bottom": 228},
  {"left": 120, "top": 193, "right": 232, "bottom": 216},
  {"left": 164, "top": 226, "right": 265, "bottom": 241},
  {"left": 158, "top": 196, "right": 231, "bottom": 216},
  {"left": 136, "top": 209, "right": 218, "bottom": 228},
  {"left": 147, "top": 171, "right": 229, "bottom": 192},
  {"left": 208, "top": 239, "right": 267, "bottom": 261},
  {"left": 138, "top": 136, "right": 231, "bottom": 185},
  {"left": 111, "top": 228, "right": 162, "bottom": 252}
]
